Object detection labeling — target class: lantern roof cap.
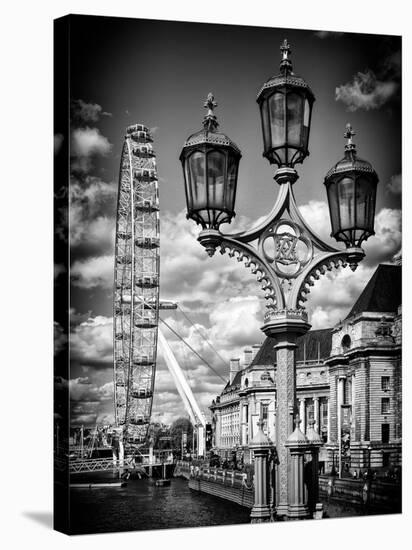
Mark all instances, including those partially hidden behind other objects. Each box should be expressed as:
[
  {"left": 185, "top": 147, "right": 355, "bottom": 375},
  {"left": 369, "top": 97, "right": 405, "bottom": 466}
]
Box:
[
  {"left": 325, "top": 123, "right": 378, "bottom": 180},
  {"left": 181, "top": 93, "right": 241, "bottom": 155},
  {"left": 257, "top": 39, "right": 315, "bottom": 102}
]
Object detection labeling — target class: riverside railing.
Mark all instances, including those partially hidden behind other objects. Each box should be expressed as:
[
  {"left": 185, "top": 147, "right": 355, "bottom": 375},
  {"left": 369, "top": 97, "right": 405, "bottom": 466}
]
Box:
[{"left": 175, "top": 461, "right": 254, "bottom": 490}]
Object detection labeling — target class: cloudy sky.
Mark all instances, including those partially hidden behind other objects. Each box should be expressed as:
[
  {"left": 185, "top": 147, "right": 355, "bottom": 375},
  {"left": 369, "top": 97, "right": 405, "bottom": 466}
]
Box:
[{"left": 55, "top": 16, "right": 401, "bottom": 428}]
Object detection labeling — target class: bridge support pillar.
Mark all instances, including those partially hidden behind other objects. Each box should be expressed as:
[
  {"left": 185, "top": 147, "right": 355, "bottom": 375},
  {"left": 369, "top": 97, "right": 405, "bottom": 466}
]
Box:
[
  {"left": 249, "top": 419, "right": 272, "bottom": 523},
  {"left": 284, "top": 418, "right": 310, "bottom": 520}
]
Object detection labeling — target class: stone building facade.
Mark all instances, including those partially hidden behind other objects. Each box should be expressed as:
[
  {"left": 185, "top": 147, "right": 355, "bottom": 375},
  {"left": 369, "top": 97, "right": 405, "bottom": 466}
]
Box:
[{"left": 210, "top": 264, "right": 402, "bottom": 474}]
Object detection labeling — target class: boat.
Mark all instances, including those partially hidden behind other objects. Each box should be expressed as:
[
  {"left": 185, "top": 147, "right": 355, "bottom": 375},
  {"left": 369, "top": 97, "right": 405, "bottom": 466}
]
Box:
[
  {"left": 155, "top": 479, "right": 170, "bottom": 487},
  {"left": 71, "top": 481, "right": 127, "bottom": 489}
]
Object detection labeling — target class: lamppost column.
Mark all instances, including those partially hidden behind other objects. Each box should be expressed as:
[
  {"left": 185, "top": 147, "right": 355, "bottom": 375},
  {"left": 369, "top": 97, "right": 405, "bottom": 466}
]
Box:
[
  {"left": 262, "top": 311, "right": 311, "bottom": 518},
  {"left": 275, "top": 341, "right": 297, "bottom": 516}
]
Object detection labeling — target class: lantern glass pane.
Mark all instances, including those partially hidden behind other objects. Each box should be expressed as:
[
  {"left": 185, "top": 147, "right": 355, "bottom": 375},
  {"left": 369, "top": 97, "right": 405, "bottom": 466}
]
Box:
[
  {"left": 338, "top": 177, "right": 355, "bottom": 230},
  {"left": 269, "top": 92, "right": 285, "bottom": 147},
  {"left": 207, "top": 150, "right": 226, "bottom": 208},
  {"left": 260, "top": 99, "right": 271, "bottom": 151},
  {"left": 287, "top": 92, "right": 304, "bottom": 147},
  {"left": 184, "top": 161, "right": 193, "bottom": 210},
  {"left": 226, "top": 154, "right": 238, "bottom": 211},
  {"left": 356, "top": 176, "right": 376, "bottom": 231},
  {"left": 188, "top": 151, "right": 206, "bottom": 209},
  {"left": 302, "top": 98, "right": 310, "bottom": 148},
  {"left": 326, "top": 181, "right": 340, "bottom": 235}
]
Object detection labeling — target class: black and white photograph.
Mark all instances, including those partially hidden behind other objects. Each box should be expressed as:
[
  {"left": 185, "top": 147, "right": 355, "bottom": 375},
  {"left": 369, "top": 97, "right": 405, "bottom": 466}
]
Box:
[{"left": 52, "top": 14, "right": 404, "bottom": 535}]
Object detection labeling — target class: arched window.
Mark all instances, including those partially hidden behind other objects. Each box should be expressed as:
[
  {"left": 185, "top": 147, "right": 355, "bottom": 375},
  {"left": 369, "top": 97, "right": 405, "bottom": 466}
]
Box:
[{"left": 341, "top": 334, "right": 351, "bottom": 351}]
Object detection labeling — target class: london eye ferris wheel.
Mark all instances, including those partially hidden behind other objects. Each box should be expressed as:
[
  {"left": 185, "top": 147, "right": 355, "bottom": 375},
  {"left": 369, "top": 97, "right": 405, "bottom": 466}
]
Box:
[{"left": 113, "top": 124, "right": 160, "bottom": 443}]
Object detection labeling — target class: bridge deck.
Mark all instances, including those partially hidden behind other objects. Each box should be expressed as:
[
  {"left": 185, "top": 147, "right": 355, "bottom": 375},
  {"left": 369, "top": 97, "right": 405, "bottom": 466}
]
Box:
[{"left": 69, "top": 457, "right": 174, "bottom": 474}]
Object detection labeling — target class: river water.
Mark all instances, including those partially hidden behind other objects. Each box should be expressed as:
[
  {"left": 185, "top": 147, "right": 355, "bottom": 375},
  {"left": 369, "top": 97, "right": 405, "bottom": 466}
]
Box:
[{"left": 69, "top": 476, "right": 251, "bottom": 535}]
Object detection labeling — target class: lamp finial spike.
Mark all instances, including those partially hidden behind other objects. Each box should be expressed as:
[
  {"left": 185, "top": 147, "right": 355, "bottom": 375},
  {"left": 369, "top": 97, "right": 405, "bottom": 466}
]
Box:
[
  {"left": 280, "top": 38, "right": 293, "bottom": 74},
  {"left": 344, "top": 123, "right": 356, "bottom": 151},
  {"left": 203, "top": 92, "right": 219, "bottom": 131}
]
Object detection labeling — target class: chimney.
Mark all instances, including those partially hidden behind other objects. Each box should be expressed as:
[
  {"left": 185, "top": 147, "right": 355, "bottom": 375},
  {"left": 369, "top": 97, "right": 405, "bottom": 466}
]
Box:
[
  {"left": 229, "top": 358, "right": 240, "bottom": 384},
  {"left": 243, "top": 348, "right": 253, "bottom": 367}
]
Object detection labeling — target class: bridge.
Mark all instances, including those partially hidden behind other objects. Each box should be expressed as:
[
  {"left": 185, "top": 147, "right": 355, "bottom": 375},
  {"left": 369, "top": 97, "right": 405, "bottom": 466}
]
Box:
[{"left": 69, "top": 452, "right": 174, "bottom": 474}]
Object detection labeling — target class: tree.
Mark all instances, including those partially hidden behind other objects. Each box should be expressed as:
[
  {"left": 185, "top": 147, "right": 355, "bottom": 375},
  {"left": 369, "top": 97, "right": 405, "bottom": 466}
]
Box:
[
  {"left": 170, "top": 417, "right": 193, "bottom": 455},
  {"left": 147, "top": 422, "right": 172, "bottom": 450}
]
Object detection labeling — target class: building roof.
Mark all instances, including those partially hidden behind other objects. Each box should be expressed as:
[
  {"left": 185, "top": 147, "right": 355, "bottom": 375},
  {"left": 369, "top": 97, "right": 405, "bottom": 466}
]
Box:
[
  {"left": 221, "top": 370, "right": 242, "bottom": 394},
  {"left": 251, "top": 328, "right": 332, "bottom": 367},
  {"left": 345, "top": 264, "right": 401, "bottom": 320}
]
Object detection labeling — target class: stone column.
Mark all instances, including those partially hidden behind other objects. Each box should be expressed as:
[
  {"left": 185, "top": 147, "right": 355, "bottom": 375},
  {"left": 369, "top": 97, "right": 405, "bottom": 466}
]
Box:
[
  {"left": 275, "top": 342, "right": 297, "bottom": 516},
  {"left": 250, "top": 420, "right": 272, "bottom": 523},
  {"left": 351, "top": 373, "right": 356, "bottom": 442},
  {"left": 299, "top": 398, "right": 306, "bottom": 434},
  {"left": 337, "top": 376, "right": 346, "bottom": 478},
  {"left": 284, "top": 417, "right": 310, "bottom": 520},
  {"left": 313, "top": 397, "right": 320, "bottom": 433},
  {"left": 327, "top": 397, "right": 331, "bottom": 443},
  {"left": 306, "top": 419, "right": 324, "bottom": 519},
  {"left": 241, "top": 403, "right": 248, "bottom": 446},
  {"left": 261, "top": 311, "right": 311, "bottom": 519}
]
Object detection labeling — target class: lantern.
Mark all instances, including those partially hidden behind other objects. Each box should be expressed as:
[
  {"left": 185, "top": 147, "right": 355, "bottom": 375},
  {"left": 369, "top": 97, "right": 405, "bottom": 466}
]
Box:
[
  {"left": 257, "top": 39, "right": 315, "bottom": 169},
  {"left": 180, "top": 93, "right": 241, "bottom": 230},
  {"left": 324, "top": 124, "right": 378, "bottom": 248}
]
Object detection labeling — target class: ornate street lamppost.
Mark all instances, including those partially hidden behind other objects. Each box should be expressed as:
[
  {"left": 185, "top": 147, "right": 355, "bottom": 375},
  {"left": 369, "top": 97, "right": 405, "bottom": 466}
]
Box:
[{"left": 180, "top": 40, "right": 378, "bottom": 519}]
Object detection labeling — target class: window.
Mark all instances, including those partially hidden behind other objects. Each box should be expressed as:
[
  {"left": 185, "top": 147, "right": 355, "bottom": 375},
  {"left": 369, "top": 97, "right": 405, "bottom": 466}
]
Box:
[
  {"left": 381, "top": 376, "right": 390, "bottom": 391},
  {"left": 341, "top": 334, "right": 351, "bottom": 351},
  {"left": 382, "top": 424, "right": 390, "bottom": 444},
  {"left": 381, "top": 398, "right": 390, "bottom": 415}
]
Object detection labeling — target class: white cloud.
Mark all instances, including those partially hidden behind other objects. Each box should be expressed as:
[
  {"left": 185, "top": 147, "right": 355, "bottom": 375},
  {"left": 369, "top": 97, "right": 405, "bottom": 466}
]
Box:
[
  {"left": 363, "top": 208, "right": 401, "bottom": 266},
  {"left": 71, "top": 254, "right": 113, "bottom": 289},
  {"left": 71, "top": 127, "right": 112, "bottom": 158},
  {"left": 336, "top": 70, "right": 398, "bottom": 111},
  {"left": 160, "top": 209, "right": 263, "bottom": 307},
  {"left": 387, "top": 174, "right": 402, "bottom": 195},
  {"left": 70, "top": 315, "right": 113, "bottom": 366},
  {"left": 298, "top": 200, "right": 335, "bottom": 245},
  {"left": 69, "top": 175, "right": 116, "bottom": 251},
  {"left": 71, "top": 99, "right": 111, "bottom": 123}
]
